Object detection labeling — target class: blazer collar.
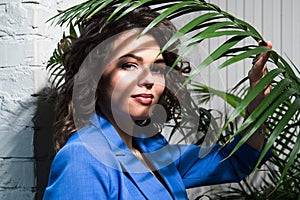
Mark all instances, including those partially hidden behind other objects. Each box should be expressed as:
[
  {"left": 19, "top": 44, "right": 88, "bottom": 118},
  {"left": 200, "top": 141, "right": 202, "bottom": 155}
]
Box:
[{"left": 87, "top": 114, "right": 187, "bottom": 199}]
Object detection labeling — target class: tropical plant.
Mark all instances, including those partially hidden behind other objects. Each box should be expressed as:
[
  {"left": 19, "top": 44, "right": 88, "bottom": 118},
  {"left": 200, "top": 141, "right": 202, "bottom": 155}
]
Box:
[
  {"left": 193, "top": 79, "right": 300, "bottom": 199},
  {"left": 46, "top": 0, "right": 300, "bottom": 197}
]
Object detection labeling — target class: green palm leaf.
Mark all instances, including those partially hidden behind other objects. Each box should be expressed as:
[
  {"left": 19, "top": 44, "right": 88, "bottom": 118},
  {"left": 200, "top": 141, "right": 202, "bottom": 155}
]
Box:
[
  {"left": 191, "top": 83, "right": 243, "bottom": 110},
  {"left": 139, "top": 1, "right": 198, "bottom": 35},
  {"left": 221, "top": 68, "right": 284, "bottom": 132},
  {"left": 107, "top": 0, "right": 133, "bottom": 21},
  {"left": 270, "top": 98, "right": 300, "bottom": 187},
  {"left": 183, "top": 35, "right": 248, "bottom": 85},
  {"left": 218, "top": 46, "right": 272, "bottom": 69},
  {"left": 161, "top": 12, "right": 221, "bottom": 52},
  {"left": 228, "top": 87, "right": 296, "bottom": 160}
]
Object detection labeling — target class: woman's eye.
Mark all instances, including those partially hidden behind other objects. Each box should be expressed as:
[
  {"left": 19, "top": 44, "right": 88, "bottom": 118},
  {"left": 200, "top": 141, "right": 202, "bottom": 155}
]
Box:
[{"left": 121, "top": 63, "right": 138, "bottom": 70}]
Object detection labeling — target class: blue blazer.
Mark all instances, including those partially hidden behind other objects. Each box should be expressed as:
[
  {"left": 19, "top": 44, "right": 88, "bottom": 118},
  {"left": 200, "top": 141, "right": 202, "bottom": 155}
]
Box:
[{"left": 43, "top": 114, "right": 271, "bottom": 200}]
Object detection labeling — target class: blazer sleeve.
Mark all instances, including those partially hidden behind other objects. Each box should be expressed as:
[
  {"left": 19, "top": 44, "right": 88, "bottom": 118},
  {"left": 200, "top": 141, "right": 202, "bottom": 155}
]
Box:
[
  {"left": 43, "top": 141, "right": 111, "bottom": 200},
  {"left": 173, "top": 134, "right": 272, "bottom": 188}
]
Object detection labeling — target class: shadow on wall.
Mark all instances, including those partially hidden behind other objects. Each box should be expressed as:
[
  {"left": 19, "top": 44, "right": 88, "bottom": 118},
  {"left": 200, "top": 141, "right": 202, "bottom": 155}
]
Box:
[
  {"left": 33, "top": 87, "right": 56, "bottom": 200},
  {"left": 0, "top": 94, "right": 37, "bottom": 199}
]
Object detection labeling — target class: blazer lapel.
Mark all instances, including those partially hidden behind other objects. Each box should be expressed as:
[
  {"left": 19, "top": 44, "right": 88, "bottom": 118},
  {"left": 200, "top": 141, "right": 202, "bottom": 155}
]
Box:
[
  {"left": 117, "top": 154, "right": 174, "bottom": 199},
  {"left": 93, "top": 115, "right": 174, "bottom": 199},
  {"left": 135, "top": 135, "right": 188, "bottom": 200}
]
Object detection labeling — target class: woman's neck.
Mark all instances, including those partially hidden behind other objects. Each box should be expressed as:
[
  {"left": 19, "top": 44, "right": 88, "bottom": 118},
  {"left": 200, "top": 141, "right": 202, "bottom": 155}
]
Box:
[{"left": 108, "top": 116, "right": 157, "bottom": 173}]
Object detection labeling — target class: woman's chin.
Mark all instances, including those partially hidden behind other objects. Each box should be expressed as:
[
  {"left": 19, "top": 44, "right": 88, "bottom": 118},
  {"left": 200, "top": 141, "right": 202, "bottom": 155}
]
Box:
[
  {"left": 131, "top": 115, "right": 150, "bottom": 122},
  {"left": 129, "top": 110, "right": 151, "bottom": 121}
]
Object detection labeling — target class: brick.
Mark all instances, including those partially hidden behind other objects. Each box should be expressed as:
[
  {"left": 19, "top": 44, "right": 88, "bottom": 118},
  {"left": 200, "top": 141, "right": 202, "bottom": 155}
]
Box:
[
  {"left": 0, "top": 41, "right": 25, "bottom": 67},
  {"left": 0, "top": 159, "right": 35, "bottom": 188},
  {"left": 31, "top": 3, "right": 55, "bottom": 36},
  {"left": 0, "top": 127, "right": 34, "bottom": 158},
  {"left": 0, "top": 0, "right": 22, "bottom": 3},
  {"left": 0, "top": 67, "right": 35, "bottom": 98},
  {"left": 0, "top": 40, "right": 35, "bottom": 67},
  {"left": 0, "top": 188, "right": 35, "bottom": 200},
  {"left": 0, "top": 3, "right": 32, "bottom": 36}
]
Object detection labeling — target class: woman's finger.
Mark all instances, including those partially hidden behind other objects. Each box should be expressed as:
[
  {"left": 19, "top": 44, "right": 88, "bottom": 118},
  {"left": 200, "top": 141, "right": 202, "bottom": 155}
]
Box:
[{"left": 248, "top": 41, "right": 272, "bottom": 88}]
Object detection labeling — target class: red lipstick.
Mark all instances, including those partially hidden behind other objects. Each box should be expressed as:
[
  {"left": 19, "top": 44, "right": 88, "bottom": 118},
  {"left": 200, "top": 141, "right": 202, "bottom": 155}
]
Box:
[{"left": 132, "top": 94, "right": 153, "bottom": 105}]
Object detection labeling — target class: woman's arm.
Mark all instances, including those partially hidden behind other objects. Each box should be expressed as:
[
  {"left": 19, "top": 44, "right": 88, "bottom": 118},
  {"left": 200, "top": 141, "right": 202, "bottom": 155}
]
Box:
[
  {"left": 175, "top": 138, "right": 272, "bottom": 188},
  {"left": 242, "top": 41, "right": 273, "bottom": 150}
]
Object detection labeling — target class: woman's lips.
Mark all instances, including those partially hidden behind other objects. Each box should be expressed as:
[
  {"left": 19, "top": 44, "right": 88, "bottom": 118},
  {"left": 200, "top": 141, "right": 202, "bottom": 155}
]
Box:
[{"left": 132, "top": 94, "right": 153, "bottom": 105}]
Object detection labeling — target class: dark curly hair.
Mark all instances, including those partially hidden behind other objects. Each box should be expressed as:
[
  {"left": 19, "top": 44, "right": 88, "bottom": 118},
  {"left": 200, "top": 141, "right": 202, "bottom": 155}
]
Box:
[{"left": 54, "top": 5, "right": 191, "bottom": 151}]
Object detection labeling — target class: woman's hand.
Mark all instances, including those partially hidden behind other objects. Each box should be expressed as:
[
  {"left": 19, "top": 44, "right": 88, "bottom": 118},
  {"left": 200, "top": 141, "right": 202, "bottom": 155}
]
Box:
[
  {"left": 242, "top": 41, "right": 272, "bottom": 151},
  {"left": 247, "top": 41, "right": 273, "bottom": 114}
]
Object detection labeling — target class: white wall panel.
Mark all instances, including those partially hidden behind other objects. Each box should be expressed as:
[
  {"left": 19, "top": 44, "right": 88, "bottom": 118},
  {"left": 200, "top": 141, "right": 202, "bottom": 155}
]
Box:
[
  {"left": 198, "top": 0, "right": 299, "bottom": 91},
  {"left": 292, "top": 0, "right": 300, "bottom": 67}
]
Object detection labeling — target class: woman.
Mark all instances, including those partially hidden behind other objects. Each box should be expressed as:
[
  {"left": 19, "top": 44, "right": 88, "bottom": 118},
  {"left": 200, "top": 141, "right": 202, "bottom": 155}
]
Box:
[{"left": 43, "top": 5, "right": 272, "bottom": 200}]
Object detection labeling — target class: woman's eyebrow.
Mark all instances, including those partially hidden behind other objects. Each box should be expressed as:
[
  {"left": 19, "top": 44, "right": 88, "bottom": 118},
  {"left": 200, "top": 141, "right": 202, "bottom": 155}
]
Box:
[
  {"left": 119, "top": 54, "right": 165, "bottom": 64},
  {"left": 119, "top": 54, "right": 143, "bottom": 62}
]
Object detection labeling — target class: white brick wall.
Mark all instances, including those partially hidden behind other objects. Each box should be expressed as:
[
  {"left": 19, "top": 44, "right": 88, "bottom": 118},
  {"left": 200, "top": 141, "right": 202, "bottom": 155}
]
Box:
[{"left": 0, "top": 0, "right": 83, "bottom": 199}]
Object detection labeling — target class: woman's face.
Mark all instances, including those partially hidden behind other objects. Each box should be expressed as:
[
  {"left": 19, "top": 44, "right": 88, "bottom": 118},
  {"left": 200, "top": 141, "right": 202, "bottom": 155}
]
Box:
[{"left": 98, "top": 31, "right": 166, "bottom": 122}]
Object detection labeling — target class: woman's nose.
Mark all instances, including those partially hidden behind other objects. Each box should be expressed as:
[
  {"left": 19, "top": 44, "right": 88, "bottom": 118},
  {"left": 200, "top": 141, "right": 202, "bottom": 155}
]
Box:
[{"left": 138, "top": 68, "right": 154, "bottom": 89}]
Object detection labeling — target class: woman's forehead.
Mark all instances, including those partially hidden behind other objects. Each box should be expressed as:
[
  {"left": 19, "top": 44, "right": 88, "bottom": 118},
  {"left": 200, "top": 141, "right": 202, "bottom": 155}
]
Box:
[
  {"left": 113, "top": 30, "right": 159, "bottom": 50},
  {"left": 110, "top": 29, "right": 163, "bottom": 60}
]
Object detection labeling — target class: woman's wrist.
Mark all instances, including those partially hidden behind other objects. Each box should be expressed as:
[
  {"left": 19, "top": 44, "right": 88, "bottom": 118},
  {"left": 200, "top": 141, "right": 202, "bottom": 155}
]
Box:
[{"left": 245, "top": 106, "right": 268, "bottom": 135}]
